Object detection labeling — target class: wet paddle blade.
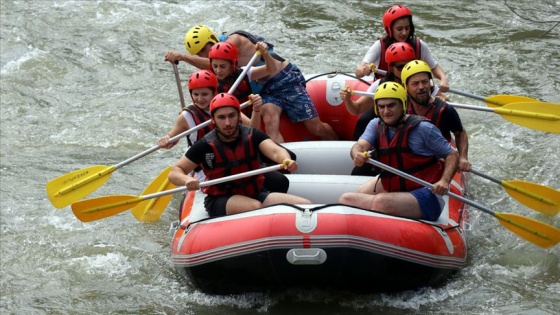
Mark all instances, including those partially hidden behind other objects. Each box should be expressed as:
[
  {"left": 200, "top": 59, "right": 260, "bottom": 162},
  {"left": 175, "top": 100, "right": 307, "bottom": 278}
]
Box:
[
  {"left": 46, "top": 165, "right": 116, "bottom": 209},
  {"left": 502, "top": 180, "right": 559, "bottom": 216},
  {"left": 72, "top": 195, "right": 142, "bottom": 222},
  {"left": 495, "top": 212, "right": 560, "bottom": 248},
  {"left": 131, "top": 166, "right": 177, "bottom": 222},
  {"left": 485, "top": 95, "right": 539, "bottom": 108},
  {"left": 497, "top": 102, "right": 560, "bottom": 133}
]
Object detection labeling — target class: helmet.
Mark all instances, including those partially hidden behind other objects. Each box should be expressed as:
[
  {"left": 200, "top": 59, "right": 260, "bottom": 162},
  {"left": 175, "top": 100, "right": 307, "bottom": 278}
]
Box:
[
  {"left": 400, "top": 60, "right": 433, "bottom": 87},
  {"left": 209, "top": 42, "right": 238, "bottom": 69},
  {"left": 382, "top": 5, "right": 413, "bottom": 38},
  {"left": 385, "top": 42, "right": 416, "bottom": 68},
  {"left": 373, "top": 82, "right": 407, "bottom": 116},
  {"left": 210, "top": 93, "right": 240, "bottom": 116},
  {"left": 184, "top": 24, "right": 218, "bottom": 55},
  {"left": 188, "top": 70, "right": 218, "bottom": 92}
]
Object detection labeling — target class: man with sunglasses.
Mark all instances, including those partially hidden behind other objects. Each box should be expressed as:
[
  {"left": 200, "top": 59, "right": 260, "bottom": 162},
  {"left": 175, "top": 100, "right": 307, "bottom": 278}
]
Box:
[{"left": 401, "top": 60, "right": 471, "bottom": 172}]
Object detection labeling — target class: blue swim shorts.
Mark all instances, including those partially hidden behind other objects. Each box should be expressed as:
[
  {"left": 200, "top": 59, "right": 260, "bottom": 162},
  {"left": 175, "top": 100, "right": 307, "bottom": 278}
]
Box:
[
  {"left": 410, "top": 187, "right": 445, "bottom": 221},
  {"left": 260, "top": 63, "right": 318, "bottom": 123}
]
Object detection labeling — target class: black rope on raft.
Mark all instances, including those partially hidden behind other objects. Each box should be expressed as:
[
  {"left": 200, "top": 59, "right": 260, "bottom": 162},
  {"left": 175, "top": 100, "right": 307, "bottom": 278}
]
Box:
[{"left": 305, "top": 71, "right": 372, "bottom": 86}]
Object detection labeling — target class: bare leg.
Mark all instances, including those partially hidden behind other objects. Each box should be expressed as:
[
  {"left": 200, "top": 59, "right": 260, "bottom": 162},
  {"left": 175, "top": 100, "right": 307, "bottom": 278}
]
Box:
[
  {"left": 261, "top": 103, "right": 284, "bottom": 143},
  {"left": 338, "top": 191, "right": 422, "bottom": 219},
  {"left": 263, "top": 193, "right": 311, "bottom": 206},
  {"left": 302, "top": 117, "right": 339, "bottom": 140},
  {"left": 225, "top": 195, "right": 263, "bottom": 215}
]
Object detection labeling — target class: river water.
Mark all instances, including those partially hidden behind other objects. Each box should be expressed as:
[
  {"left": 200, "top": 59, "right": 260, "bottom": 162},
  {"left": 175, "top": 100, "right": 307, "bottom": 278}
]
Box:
[{"left": 1, "top": 1, "right": 559, "bottom": 314}]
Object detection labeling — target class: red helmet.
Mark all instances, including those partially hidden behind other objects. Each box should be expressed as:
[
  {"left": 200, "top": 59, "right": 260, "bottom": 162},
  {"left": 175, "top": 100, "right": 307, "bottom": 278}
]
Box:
[
  {"left": 188, "top": 70, "right": 218, "bottom": 93},
  {"left": 210, "top": 93, "right": 240, "bottom": 116},
  {"left": 385, "top": 42, "right": 416, "bottom": 68},
  {"left": 209, "top": 42, "right": 238, "bottom": 69},
  {"left": 382, "top": 4, "right": 413, "bottom": 38}
]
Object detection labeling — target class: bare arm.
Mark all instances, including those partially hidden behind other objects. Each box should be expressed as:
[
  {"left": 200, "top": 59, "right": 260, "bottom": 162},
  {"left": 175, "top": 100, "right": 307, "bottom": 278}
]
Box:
[
  {"left": 169, "top": 156, "right": 200, "bottom": 190},
  {"left": 350, "top": 139, "right": 373, "bottom": 167},
  {"left": 164, "top": 50, "right": 210, "bottom": 70},
  {"left": 355, "top": 62, "right": 373, "bottom": 78},
  {"left": 250, "top": 42, "right": 279, "bottom": 81},
  {"left": 340, "top": 85, "right": 374, "bottom": 115},
  {"left": 432, "top": 150, "right": 459, "bottom": 195},
  {"left": 453, "top": 130, "right": 471, "bottom": 172},
  {"left": 431, "top": 64, "right": 449, "bottom": 93},
  {"left": 157, "top": 112, "right": 191, "bottom": 149},
  {"left": 258, "top": 139, "right": 297, "bottom": 172},
  {"left": 248, "top": 94, "right": 262, "bottom": 129}
]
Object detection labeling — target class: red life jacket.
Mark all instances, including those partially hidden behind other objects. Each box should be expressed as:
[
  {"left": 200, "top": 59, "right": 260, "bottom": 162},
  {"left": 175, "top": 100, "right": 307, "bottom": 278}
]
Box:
[
  {"left": 377, "top": 36, "right": 421, "bottom": 80},
  {"left": 407, "top": 99, "right": 450, "bottom": 141},
  {"left": 218, "top": 68, "right": 252, "bottom": 116},
  {"left": 201, "top": 126, "right": 264, "bottom": 196},
  {"left": 183, "top": 104, "right": 213, "bottom": 146},
  {"left": 376, "top": 115, "right": 442, "bottom": 192}
]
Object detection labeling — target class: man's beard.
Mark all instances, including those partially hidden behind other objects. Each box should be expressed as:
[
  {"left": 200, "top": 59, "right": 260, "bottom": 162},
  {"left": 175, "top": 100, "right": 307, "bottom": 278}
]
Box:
[{"left": 412, "top": 89, "right": 430, "bottom": 106}]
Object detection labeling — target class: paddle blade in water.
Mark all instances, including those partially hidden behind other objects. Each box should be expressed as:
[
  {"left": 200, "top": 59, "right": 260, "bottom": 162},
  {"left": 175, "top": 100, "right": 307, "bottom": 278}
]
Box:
[
  {"left": 72, "top": 195, "right": 141, "bottom": 222},
  {"left": 46, "top": 165, "right": 115, "bottom": 209},
  {"left": 502, "top": 180, "right": 559, "bottom": 216},
  {"left": 497, "top": 102, "right": 560, "bottom": 133},
  {"left": 485, "top": 95, "right": 539, "bottom": 108},
  {"left": 131, "top": 166, "right": 177, "bottom": 222},
  {"left": 495, "top": 212, "right": 560, "bottom": 248}
]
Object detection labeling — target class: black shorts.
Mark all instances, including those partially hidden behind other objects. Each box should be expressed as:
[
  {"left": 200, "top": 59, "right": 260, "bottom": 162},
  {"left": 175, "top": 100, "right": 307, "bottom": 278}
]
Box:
[{"left": 204, "top": 189, "right": 270, "bottom": 217}]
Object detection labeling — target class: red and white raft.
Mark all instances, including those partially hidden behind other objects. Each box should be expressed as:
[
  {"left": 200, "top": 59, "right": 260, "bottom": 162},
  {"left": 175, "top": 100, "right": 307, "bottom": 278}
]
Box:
[{"left": 169, "top": 74, "right": 469, "bottom": 294}]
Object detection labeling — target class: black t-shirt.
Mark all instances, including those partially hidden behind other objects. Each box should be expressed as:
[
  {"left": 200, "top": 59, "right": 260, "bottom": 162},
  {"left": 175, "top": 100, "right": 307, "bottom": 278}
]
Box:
[{"left": 185, "top": 127, "right": 270, "bottom": 169}]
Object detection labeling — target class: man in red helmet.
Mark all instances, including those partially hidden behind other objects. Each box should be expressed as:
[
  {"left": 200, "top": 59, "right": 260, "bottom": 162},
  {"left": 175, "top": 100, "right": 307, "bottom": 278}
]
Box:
[{"left": 168, "top": 93, "right": 311, "bottom": 217}]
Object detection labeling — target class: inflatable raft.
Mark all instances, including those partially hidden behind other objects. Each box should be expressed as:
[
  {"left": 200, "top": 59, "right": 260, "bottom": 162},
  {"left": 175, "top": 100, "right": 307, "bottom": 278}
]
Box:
[{"left": 169, "top": 74, "right": 469, "bottom": 294}]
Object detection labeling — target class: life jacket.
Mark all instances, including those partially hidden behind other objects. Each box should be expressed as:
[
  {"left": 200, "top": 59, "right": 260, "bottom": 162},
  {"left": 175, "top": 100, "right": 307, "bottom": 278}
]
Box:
[
  {"left": 217, "top": 68, "right": 253, "bottom": 117},
  {"left": 183, "top": 104, "right": 213, "bottom": 146},
  {"left": 375, "top": 115, "right": 442, "bottom": 192},
  {"left": 377, "top": 36, "right": 421, "bottom": 79},
  {"left": 200, "top": 126, "right": 264, "bottom": 196},
  {"left": 407, "top": 98, "right": 450, "bottom": 141}
]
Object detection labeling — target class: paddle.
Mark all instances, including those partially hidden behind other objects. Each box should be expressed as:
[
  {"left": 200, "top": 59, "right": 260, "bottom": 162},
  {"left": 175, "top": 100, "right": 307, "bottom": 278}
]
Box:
[
  {"left": 130, "top": 166, "right": 177, "bottom": 222},
  {"left": 46, "top": 100, "right": 251, "bottom": 209},
  {"left": 367, "top": 66, "right": 544, "bottom": 109},
  {"left": 71, "top": 163, "right": 285, "bottom": 222},
  {"left": 349, "top": 90, "right": 559, "bottom": 134},
  {"left": 366, "top": 157, "right": 560, "bottom": 248},
  {"left": 172, "top": 61, "right": 187, "bottom": 109},
  {"left": 449, "top": 102, "right": 560, "bottom": 134},
  {"left": 228, "top": 51, "right": 260, "bottom": 94},
  {"left": 447, "top": 89, "right": 540, "bottom": 108},
  {"left": 470, "top": 169, "right": 559, "bottom": 217}
]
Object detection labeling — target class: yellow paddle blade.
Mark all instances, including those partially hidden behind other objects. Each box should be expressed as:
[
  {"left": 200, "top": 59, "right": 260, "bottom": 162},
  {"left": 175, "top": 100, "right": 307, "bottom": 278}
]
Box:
[
  {"left": 495, "top": 212, "right": 560, "bottom": 248},
  {"left": 46, "top": 165, "right": 116, "bottom": 209},
  {"left": 496, "top": 102, "right": 560, "bottom": 133},
  {"left": 502, "top": 180, "right": 560, "bottom": 216},
  {"left": 131, "top": 166, "right": 177, "bottom": 222},
  {"left": 485, "top": 95, "right": 539, "bottom": 108},
  {"left": 72, "top": 195, "right": 141, "bottom": 222}
]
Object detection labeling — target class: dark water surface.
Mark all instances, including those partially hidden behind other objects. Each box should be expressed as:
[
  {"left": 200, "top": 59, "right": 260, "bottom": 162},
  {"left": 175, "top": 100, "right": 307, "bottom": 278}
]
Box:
[{"left": 1, "top": 1, "right": 559, "bottom": 314}]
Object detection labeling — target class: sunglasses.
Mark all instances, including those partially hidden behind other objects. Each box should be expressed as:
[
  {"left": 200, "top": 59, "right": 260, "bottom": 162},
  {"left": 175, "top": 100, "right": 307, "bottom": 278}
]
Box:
[{"left": 392, "top": 63, "right": 407, "bottom": 70}]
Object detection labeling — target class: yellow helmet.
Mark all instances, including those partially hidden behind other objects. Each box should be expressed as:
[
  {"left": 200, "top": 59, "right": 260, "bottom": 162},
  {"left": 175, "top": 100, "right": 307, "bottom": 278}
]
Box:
[
  {"left": 400, "top": 60, "right": 433, "bottom": 88},
  {"left": 373, "top": 82, "right": 407, "bottom": 116},
  {"left": 184, "top": 25, "right": 218, "bottom": 55}
]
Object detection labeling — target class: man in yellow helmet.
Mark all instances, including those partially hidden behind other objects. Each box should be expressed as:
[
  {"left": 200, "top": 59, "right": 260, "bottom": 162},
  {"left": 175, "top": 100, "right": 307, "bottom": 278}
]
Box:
[
  {"left": 401, "top": 60, "right": 471, "bottom": 172},
  {"left": 338, "top": 82, "right": 458, "bottom": 221},
  {"left": 165, "top": 24, "right": 338, "bottom": 143}
]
